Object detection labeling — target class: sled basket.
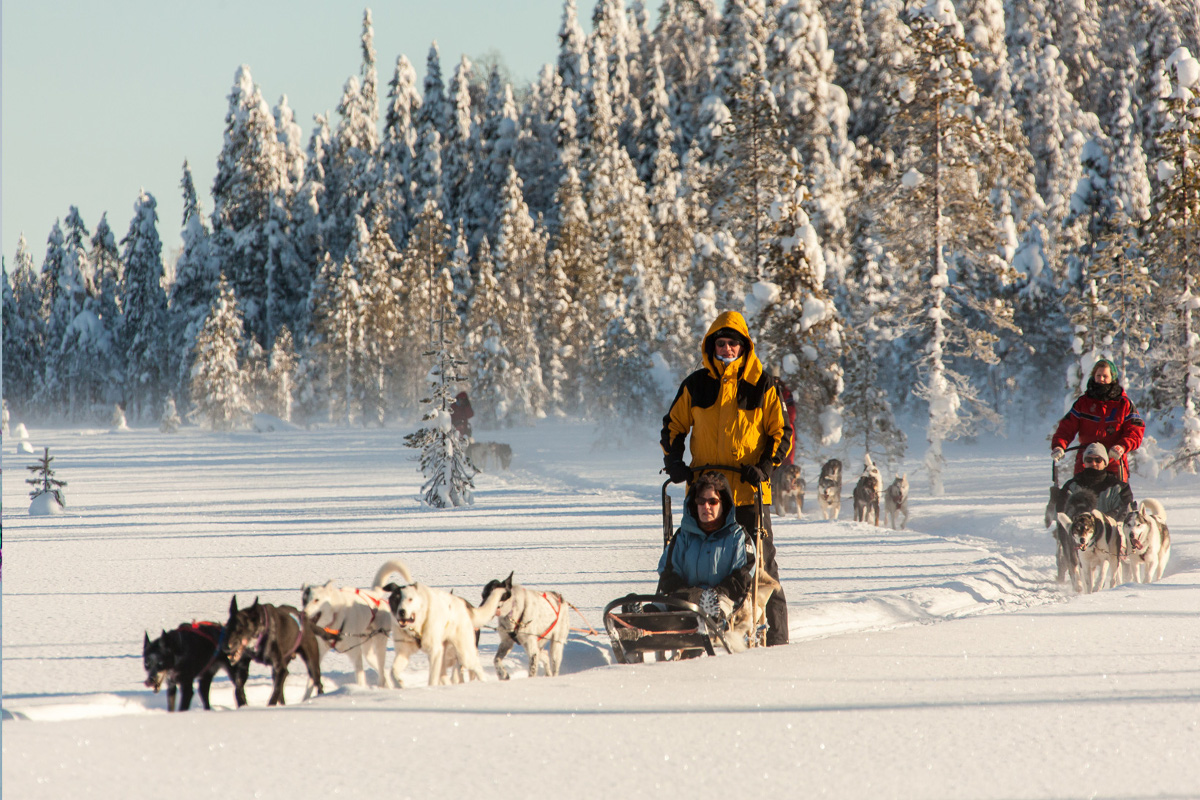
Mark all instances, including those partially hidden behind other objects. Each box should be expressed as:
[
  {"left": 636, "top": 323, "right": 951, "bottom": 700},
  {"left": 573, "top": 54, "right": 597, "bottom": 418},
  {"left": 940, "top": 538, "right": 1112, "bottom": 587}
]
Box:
[{"left": 604, "top": 593, "right": 732, "bottom": 663}]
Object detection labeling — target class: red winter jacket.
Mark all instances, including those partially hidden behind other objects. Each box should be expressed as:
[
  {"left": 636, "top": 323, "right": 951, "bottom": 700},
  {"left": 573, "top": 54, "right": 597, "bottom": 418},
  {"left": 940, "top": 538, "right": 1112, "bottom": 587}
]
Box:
[{"left": 1051, "top": 386, "right": 1144, "bottom": 478}]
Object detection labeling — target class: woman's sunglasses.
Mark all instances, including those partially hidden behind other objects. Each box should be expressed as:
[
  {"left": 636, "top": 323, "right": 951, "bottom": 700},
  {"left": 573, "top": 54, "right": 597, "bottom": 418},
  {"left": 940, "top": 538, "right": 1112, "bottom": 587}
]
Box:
[{"left": 697, "top": 497, "right": 722, "bottom": 507}]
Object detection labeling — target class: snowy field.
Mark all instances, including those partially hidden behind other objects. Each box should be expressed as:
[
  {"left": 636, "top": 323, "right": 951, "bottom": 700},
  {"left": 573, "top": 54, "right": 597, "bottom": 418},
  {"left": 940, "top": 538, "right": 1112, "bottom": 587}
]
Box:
[{"left": 3, "top": 418, "right": 1199, "bottom": 799}]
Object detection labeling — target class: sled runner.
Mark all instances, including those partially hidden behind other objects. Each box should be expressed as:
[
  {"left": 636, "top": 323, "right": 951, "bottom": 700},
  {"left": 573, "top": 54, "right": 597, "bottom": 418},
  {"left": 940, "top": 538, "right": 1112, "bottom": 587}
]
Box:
[{"left": 604, "top": 465, "right": 768, "bottom": 663}]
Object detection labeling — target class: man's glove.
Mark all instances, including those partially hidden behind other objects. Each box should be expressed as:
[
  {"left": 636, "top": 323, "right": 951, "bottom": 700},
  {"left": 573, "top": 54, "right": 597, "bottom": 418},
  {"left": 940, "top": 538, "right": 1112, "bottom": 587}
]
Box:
[
  {"left": 741, "top": 464, "right": 770, "bottom": 487},
  {"left": 1051, "top": 447, "right": 1065, "bottom": 462},
  {"left": 1108, "top": 444, "right": 1126, "bottom": 460},
  {"left": 665, "top": 461, "right": 692, "bottom": 484}
]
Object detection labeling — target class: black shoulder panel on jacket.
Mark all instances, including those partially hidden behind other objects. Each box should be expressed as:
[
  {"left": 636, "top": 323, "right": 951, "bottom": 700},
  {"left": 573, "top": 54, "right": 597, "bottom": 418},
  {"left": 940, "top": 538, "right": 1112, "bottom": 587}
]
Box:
[
  {"left": 681, "top": 369, "right": 718, "bottom": 409},
  {"left": 737, "top": 374, "right": 770, "bottom": 411}
]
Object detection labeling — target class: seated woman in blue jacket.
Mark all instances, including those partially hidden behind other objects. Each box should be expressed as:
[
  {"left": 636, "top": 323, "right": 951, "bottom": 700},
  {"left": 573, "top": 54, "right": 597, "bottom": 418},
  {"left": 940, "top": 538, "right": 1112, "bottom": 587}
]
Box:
[{"left": 656, "top": 470, "right": 756, "bottom": 615}]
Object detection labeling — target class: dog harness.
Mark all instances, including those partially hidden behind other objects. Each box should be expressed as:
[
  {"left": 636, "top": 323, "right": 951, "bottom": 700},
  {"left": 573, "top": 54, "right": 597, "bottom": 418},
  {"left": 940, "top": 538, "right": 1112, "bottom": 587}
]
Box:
[
  {"left": 318, "top": 590, "right": 390, "bottom": 651},
  {"left": 508, "top": 592, "right": 564, "bottom": 641},
  {"left": 253, "top": 605, "right": 306, "bottom": 662}
]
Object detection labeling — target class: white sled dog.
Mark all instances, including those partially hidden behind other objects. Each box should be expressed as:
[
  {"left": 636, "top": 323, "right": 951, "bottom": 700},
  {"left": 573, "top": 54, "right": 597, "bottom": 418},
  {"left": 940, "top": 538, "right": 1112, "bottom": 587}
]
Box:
[
  {"left": 817, "top": 459, "right": 842, "bottom": 521},
  {"left": 1122, "top": 499, "right": 1171, "bottom": 583},
  {"left": 381, "top": 561, "right": 506, "bottom": 686},
  {"left": 480, "top": 572, "right": 570, "bottom": 679},
  {"left": 883, "top": 474, "right": 909, "bottom": 530},
  {"left": 301, "top": 560, "right": 420, "bottom": 689},
  {"left": 1057, "top": 507, "right": 1126, "bottom": 593}
]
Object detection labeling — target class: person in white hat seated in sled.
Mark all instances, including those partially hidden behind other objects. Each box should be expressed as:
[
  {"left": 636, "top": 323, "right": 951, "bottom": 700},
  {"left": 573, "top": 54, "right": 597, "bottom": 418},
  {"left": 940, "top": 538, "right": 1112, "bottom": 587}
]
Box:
[{"left": 1055, "top": 442, "right": 1134, "bottom": 519}]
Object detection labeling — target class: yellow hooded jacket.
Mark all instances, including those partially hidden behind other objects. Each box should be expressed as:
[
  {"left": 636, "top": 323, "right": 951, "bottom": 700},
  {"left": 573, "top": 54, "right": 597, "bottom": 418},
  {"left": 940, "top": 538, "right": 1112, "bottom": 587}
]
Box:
[{"left": 660, "top": 311, "right": 791, "bottom": 506}]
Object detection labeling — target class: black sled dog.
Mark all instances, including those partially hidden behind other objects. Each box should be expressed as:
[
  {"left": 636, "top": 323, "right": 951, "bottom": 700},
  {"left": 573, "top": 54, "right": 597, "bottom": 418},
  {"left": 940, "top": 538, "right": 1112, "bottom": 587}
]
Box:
[
  {"left": 143, "top": 621, "right": 250, "bottom": 712},
  {"left": 223, "top": 596, "right": 324, "bottom": 706}
]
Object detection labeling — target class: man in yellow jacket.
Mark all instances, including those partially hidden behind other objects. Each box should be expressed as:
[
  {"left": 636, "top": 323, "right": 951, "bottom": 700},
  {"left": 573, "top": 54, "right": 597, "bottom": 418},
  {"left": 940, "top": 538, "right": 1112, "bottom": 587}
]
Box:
[{"left": 660, "top": 311, "right": 792, "bottom": 645}]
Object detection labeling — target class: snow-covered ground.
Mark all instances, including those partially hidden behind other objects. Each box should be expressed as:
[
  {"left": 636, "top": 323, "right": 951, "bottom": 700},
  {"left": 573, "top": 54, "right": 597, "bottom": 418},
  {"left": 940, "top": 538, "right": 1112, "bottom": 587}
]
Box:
[{"left": 3, "top": 419, "right": 1199, "bottom": 799}]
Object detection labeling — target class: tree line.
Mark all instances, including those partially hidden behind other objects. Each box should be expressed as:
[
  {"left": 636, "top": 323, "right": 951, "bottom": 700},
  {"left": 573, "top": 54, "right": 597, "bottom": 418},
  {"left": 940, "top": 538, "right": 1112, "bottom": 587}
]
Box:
[{"left": 4, "top": 0, "right": 1199, "bottom": 486}]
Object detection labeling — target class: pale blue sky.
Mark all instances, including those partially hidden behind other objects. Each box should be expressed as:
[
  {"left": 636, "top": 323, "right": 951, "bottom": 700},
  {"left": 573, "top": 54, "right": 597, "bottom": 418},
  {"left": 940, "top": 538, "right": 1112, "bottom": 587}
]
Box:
[{"left": 2, "top": 0, "right": 601, "bottom": 274}]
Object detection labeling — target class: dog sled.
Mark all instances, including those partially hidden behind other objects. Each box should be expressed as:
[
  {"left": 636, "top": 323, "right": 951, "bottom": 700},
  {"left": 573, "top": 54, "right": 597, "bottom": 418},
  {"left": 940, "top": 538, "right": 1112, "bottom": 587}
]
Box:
[{"left": 604, "top": 465, "right": 769, "bottom": 664}]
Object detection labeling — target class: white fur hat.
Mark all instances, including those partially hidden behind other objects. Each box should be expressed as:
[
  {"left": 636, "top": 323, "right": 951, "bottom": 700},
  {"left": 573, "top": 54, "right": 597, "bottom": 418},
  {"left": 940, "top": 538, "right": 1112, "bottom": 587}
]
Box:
[{"left": 1082, "top": 442, "right": 1109, "bottom": 463}]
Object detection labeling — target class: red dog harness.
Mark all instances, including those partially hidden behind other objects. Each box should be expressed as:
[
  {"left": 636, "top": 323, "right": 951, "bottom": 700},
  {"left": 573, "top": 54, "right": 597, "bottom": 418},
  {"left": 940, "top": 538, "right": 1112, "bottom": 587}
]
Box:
[{"left": 510, "top": 592, "right": 564, "bottom": 641}]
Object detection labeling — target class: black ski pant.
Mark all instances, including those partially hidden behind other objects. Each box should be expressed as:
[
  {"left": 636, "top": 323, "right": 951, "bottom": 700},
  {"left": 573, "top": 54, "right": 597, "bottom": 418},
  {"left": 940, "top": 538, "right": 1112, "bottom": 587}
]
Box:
[{"left": 735, "top": 503, "right": 789, "bottom": 646}]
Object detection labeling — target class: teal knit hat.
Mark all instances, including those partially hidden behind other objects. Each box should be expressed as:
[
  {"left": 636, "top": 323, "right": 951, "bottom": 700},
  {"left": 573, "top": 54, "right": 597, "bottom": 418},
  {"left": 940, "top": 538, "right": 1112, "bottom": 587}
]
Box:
[{"left": 1091, "top": 358, "right": 1120, "bottom": 383}]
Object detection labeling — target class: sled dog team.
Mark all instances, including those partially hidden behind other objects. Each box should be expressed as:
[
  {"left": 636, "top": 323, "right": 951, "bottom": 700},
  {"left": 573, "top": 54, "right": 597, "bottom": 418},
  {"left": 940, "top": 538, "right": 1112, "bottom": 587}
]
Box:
[
  {"left": 777, "top": 454, "right": 910, "bottom": 531},
  {"left": 143, "top": 560, "right": 570, "bottom": 712},
  {"left": 1052, "top": 495, "right": 1172, "bottom": 595}
]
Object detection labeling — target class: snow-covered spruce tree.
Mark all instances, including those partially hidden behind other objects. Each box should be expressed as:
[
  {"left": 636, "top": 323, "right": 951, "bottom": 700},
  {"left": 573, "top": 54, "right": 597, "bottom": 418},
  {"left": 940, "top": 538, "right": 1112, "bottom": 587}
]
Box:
[
  {"left": 442, "top": 55, "right": 476, "bottom": 231},
  {"left": 591, "top": 0, "right": 642, "bottom": 155},
  {"left": 403, "top": 312, "right": 476, "bottom": 508},
  {"left": 547, "top": 162, "right": 600, "bottom": 411},
  {"left": 766, "top": 0, "right": 855, "bottom": 280},
  {"left": 594, "top": 265, "right": 661, "bottom": 428},
  {"left": 642, "top": 45, "right": 699, "bottom": 377},
  {"left": 27, "top": 446, "right": 67, "bottom": 508},
  {"left": 3, "top": 235, "right": 46, "bottom": 413},
  {"left": 120, "top": 190, "right": 171, "bottom": 422},
  {"left": 189, "top": 274, "right": 250, "bottom": 431},
  {"left": 325, "top": 10, "right": 381, "bottom": 263},
  {"left": 168, "top": 161, "right": 221, "bottom": 413},
  {"left": 1086, "top": 212, "right": 1156, "bottom": 389},
  {"left": 710, "top": 63, "right": 789, "bottom": 299},
  {"left": 381, "top": 53, "right": 422, "bottom": 247},
  {"left": 653, "top": 0, "right": 720, "bottom": 153},
  {"left": 465, "top": 237, "right": 513, "bottom": 428},
  {"left": 355, "top": 210, "right": 403, "bottom": 426},
  {"left": 263, "top": 326, "right": 298, "bottom": 422},
  {"left": 492, "top": 163, "right": 548, "bottom": 425},
  {"left": 868, "top": 2, "right": 1019, "bottom": 495},
  {"left": 412, "top": 43, "right": 446, "bottom": 209},
  {"left": 209, "top": 65, "right": 287, "bottom": 346},
  {"left": 396, "top": 199, "right": 454, "bottom": 414},
  {"left": 1144, "top": 47, "right": 1200, "bottom": 473},
  {"left": 466, "top": 67, "right": 520, "bottom": 251},
  {"left": 755, "top": 166, "right": 847, "bottom": 455},
  {"left": 45, "top": 207, "right": 96, "bottom": 419},
  {"left": 88, "top": 213, "right": 125, "bottom": 408},
  {"left": 309, "top": 251, "right": 362, "bottom": 426}
]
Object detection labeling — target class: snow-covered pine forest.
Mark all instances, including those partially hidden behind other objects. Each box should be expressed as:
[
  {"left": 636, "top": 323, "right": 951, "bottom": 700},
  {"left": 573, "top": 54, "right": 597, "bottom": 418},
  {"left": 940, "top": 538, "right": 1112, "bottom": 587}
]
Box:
[{"left": 5, "top": 0, "right": 1200, "bottom": 487}]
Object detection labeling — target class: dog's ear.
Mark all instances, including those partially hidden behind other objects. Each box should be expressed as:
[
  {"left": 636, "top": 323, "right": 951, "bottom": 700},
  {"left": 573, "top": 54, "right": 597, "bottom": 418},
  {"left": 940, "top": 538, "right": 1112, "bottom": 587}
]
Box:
[
  {"left": 1056, "top": 512, "right": 1073, "bottom": 531},
  {"left": 230, "top": 595, "right": 239, "bottom": 615},
  {"left": 251, "top": 596, "right": 260, "bottom": 609},
  {"left": 383, "top": 582, "right": 400, "bottom": 593},
  {"left": 504, "top": 571, "right": 514, "bottom": 589},
  {"left": 144, "top": 631, "right": 151, "bottom": 648}
]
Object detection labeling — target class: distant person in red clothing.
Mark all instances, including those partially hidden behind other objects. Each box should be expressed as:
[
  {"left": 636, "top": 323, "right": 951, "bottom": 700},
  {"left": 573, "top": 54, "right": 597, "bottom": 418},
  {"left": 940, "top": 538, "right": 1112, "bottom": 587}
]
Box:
[
  {"left": 770, "top": 366, "right": 798, "bottom": 466},
  {"left": 1051, "top": 359, "right": 1144, "bottom": 480},
  {"left": 450, "top": 391, "right": 473, "bottom": 439}
]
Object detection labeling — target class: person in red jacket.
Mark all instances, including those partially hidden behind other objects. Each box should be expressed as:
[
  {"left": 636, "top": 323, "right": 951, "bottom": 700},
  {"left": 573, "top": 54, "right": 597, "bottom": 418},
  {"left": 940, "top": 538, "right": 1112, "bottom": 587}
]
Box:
[{"left": 1051, "top": 359, "right": 1144, "bottom": 479}]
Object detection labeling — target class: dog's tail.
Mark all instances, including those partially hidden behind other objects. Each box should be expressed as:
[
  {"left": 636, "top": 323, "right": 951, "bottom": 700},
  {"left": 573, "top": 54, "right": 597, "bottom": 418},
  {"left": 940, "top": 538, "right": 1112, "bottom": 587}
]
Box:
[
  {"left": 470, "top": 583, "right": 507, "bottom": 628},
  {"left": 1140, "top": 498, "right": 1166, "bottom": 521},
  {"left": 372, "top": 559, "right": 414, "bottom": 589}
]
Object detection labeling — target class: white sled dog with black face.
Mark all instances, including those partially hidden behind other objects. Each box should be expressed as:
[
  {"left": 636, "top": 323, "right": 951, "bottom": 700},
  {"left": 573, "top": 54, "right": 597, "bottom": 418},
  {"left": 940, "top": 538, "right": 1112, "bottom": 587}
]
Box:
[
  {"left": 883, "top": 474, "right": 909, "bottom": 530},
  {"left": 1122, "top": 499, "right": 1171, "bottom": 583},
  {"left": 381, "top": 563, "right": 506, "bottom": 686},
  {"left": 302, "top": 559, "right": 421, "bottom": 689},
  {"left": 817, "top": 459, "right": 842, "bottom": 521},
  {"left": 1057, "top": 508, "right": 1126, "bottom": 593},
  {"left": 480, "top": 572, "right": 570, "bottom": 679}
]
